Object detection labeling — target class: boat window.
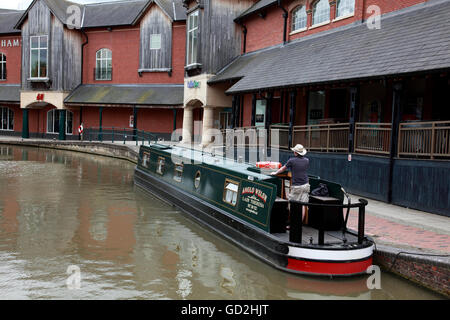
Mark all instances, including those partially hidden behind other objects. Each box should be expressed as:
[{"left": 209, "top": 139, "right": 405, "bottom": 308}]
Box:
[
  {"left": 174, "top": 164, "right": 183, "bottom": 182},
  {"left": 223, "top": 179, "right": 239, "bottom": 206},
  {"left": 194, "top": 171, "right": 201, "bottom": 189},
  {"left": 142, "top": 152, "right": 150, "bottom": 168},
  {"left": 156, "top": 157, "right": 165, "bottom": 175}
]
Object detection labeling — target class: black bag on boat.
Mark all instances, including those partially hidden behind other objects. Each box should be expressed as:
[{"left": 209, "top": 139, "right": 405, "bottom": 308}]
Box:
[{"left": 311, "top": 183, "right": 329, "bottom": 197}]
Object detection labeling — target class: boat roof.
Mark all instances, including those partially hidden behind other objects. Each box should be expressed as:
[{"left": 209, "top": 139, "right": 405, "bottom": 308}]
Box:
[{"left": 147, "top": 144, "right": 274, "bottom": 181}]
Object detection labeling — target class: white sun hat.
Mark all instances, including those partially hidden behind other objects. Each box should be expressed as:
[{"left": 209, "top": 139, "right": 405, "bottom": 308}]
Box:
[{"left": 291, "top": 144, "right": 307, "bottom": 156}]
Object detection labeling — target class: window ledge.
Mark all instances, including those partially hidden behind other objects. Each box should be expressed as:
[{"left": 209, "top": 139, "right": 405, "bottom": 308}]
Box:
[
  {"left": 138, "top": 68, "right": 172, "bottom": 73},
  {"left": 309, "top": 20, "right": 330, "bottom": 30},
  {"left": 28, "top": 77, "right": 50, "bottom": 82},
  {"left": 333, "top": 13, "right": 355, "bottom": 23},
  {"left": 289, "top": 27, "right": 307, "bottom": 36}
]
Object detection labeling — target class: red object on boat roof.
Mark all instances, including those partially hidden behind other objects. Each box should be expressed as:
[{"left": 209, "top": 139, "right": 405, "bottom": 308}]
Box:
[{"left": 256, "top": 161, "right": 282, "bottom": 169}]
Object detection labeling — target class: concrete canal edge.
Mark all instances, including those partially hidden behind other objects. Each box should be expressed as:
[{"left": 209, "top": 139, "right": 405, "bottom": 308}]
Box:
[
  {"left": 0, "top": 139, "right": 449, "bottom": 298},
  {"left": 0, "top": 139, "right": 139, "bottom": 164}
]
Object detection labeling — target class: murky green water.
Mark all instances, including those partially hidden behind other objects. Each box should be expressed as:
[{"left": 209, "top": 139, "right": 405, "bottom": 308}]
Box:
[{"left": 0, "top": 145, "right": 443, "bottom": 300}]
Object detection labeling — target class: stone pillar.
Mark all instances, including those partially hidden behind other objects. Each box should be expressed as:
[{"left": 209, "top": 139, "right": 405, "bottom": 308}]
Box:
[
  {"left": 201, "top": 106, "right": 215, "bottom": 146},
  {"left": 181, "top": 106, "right": 193, "bottom": 144}
]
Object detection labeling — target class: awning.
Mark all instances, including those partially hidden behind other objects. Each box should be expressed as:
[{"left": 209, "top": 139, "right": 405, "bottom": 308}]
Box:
[
  {"left": 210, "top": 0, "right": 450, "bottom": 94},
  {"left": 64, "top": 84, "right": 184, "bottom": 108}
]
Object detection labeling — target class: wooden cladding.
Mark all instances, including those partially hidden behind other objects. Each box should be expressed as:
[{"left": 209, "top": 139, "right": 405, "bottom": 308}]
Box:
[{"left": 139, "top": 5, "right": 172, "bottom": 72}]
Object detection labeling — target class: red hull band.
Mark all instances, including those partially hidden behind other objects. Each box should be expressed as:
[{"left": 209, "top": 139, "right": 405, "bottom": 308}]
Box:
[{"left": 287, "top": 257, "right": 373, "bottom": 276}]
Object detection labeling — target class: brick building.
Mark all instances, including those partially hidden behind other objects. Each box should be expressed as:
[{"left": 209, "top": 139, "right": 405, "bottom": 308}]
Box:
[
  {"left": 0, "top": 0, "right": 449, "bottom": 216},
  {"left": 0, "top": 0, "right": 186, "bottom": 141},
  {"left": 181, "top": 0, "right": 450, "bottom": 216}
]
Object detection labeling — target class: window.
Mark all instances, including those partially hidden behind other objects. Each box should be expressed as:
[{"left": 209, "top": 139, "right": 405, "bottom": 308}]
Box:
[
  {"left": 194, "top": 170, "right": 201, "bottom": 189},
  {"left": 150, "top": 34, "right": 161, "bottom": 50},
  {"left": 156, "top": 157, "right": 165, "bottom": 175},
  {"left": 223, "top": 179, "right": 239, "bottom": 206},
  {"left": 186, "top": 10, "right": 199, "bottom": 66},
  {"left": 292, "top": 6, "right": 307, "bottom": 31},
  {"left": 142, "top": 151, "right": 150, "bottom": 168},
  {"left": 312, "top": 0, "right": 330, "bottom": 25},
  {"left": 95, "top": 48, "right": 112, "bottom": 80},
  {"left": 30, "top": 35, "right": 48, "bottom": 79},
  {"left": 336, "top": 0, "right": 355, "bottom": 18},
  {"left": 0, "top": 107, "right": 13, "bottom": 131},
  {"left": 219, "top": 112, "right": 232, "bottom": 129},
  {"left": 47, "top": 110, "right": 73, "bottom": 134},
  {"left": 0, "top": 53, "right": 5, "bottom": 80},
  {"left": 174, "top": 163, "right": 183, "bottom": 182}
]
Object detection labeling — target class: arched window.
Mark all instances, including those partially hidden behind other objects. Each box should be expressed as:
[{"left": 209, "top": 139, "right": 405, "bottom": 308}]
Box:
[
  {"left": 292, "top": 6, "right": 307, "bottom": 32},
  {"left": 95, "top": 48, "right": 112, "bottom": 80},
  {"left": 0, "top": 53, "right": 5, "bottom": 80},
  {"left": 312, "top": 0, "right": 330, "bottom": 25},
  {"left": 336, "top": 0, "right": 355, "bottom": 18},
  {"left": 0, "top": 107, "right": 13, "bottom": 130},
  {"left": 47, "top": 110, "right": 73, "bottom": 135}
]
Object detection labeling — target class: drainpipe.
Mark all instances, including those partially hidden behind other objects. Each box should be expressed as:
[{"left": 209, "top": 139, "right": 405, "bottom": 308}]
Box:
[
  {"left": 81, "top": 28, "right": 89, "bottom": 84},
  {"left": 236, "top": 19, "right": 247, "bottom": 54},
  {"left": 278, "top": 0, "right": 288, "bottom": 44}
]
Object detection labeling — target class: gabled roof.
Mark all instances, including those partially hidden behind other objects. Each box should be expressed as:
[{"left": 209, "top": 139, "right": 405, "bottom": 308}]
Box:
[
  {"left": 210, "top": 0, "right": 450, "bottom": 94},
  {"left": 14, "top": 0, "right": 186, "bottom": 30},
  {"left": 0, "top": 9, "right": 24, "bottom": 34},
  {"left": 64, "top": 84, "right": 184, "bottom": 107},
  {"left": 235, "top": 0, "right": 277, "bottom": 22}
]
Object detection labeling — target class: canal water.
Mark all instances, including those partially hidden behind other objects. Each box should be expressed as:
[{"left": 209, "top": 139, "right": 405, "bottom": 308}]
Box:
[{"left": 0, "top": 145, "right": 443, "bottom": 300}]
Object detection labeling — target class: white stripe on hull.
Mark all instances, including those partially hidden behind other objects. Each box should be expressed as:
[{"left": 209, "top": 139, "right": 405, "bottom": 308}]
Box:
[{"left": 288, "top": 245, "right": 374, "bottom": 262}]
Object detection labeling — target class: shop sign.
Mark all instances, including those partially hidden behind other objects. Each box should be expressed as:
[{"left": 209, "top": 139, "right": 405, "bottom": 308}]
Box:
[
  {"left": 0, "top": 39, "right": 20, "bottom": 48},
  {"left": 187, "top": 80, "right": 201, "bottom": 89}
]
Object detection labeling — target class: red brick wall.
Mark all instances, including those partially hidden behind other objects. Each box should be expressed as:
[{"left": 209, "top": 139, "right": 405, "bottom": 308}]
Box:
[
  {"left": 0, "top": 35, "right": 21, "bottom": 84},
  {"left": 243, "top": 0, "right": 429, "bottom": 53},
  {"left": 82, "top": 22, "right": 186, "bottom": 85}
]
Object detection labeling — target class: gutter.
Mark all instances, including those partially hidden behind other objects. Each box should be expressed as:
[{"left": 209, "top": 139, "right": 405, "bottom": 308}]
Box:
[{"left": 278, "top": 0, "right": 288, "bottom": 44}]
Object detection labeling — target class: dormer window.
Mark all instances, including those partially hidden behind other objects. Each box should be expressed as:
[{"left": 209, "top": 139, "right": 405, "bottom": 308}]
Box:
[
  {"left": 312, "top": 0, "right": 330, "bottom": 25},
  {"left": 336, "top": 0, "right": 355, "bottom": 18},
  {"left": 0, "top": 53, "right": 5, "bottom": 80},
  {"left": 292, "top": 6, "right": 307, "bottom": 32},
  {"left": 30, "top": 35, "right": 48, "bottom": 79},
  {"left": 186, "top": 10, "right": 199, "bottom": 66},
  {"left": 95, "top": 48, "right": 112, "bottom": 81}
]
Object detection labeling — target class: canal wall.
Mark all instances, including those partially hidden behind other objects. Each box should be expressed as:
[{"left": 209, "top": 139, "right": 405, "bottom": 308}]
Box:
[
  {"left": 0, "top": 139, "right": 139, "bottom": 164},
  {"left": 373, "top": 244, "right": 450, "bottom": 297},
  {"left": 0, "top": 138, "right": 448, "bottom": 298}
]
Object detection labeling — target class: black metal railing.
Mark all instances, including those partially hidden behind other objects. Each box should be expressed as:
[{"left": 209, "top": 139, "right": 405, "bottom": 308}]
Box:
[
  {"left": 94, "top": 68, "right": 112, "bottom": 81},
  {"left": 83, "top": 127, "right": 157, "bottom": 146},
  {"left": 289, "top": 198, "right": 369, "bottom": 245}
]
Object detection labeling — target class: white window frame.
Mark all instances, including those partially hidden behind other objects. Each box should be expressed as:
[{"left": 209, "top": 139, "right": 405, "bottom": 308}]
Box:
[
  {"left": 0, "top": 107, "right": 14, "bottom": 131},
  {"left": 292, "top": 5, "right": 307, "bottom": 32},
  {"left": 0, "top": 53, "right": 5, "bottom": 81},
  {"left": 150, "top": 34, "right": 162, "bottom": 50},
  {"left": 95, "top": 48, "right": 112, "bottom": 81},
  {"left": 223, "top": 179, "right": 239, "bottom": 206},
  {"left": 312, "top": 0, "right": 330, "bottom": 26},
  {"left": 186, "top": 10, "right": 199, "bottom": 67},
  {"left": 29, "top": 35, "right": 48, "bottom": 79},
  {"left": 336, "top": 0, "right": 355, "bottom": 18},
  {"left": 46, "top": 110, "right": 73, "bottom": 135}
]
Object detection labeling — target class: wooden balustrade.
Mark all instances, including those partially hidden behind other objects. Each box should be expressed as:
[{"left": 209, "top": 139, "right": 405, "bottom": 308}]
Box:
[
  {"left": 354, "top": 123, "right": 392, "bottom": 155},
  {"left": 398, "top": 121, "right": 450, "bottom": 159},
  {"left": 292, "top": 123, "right": 350, "bottom": 152},
  {"left": 269, "top": 125, "right": 290, "bottom": 149}
]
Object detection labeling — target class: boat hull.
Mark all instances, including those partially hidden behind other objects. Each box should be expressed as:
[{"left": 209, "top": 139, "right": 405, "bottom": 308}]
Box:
[{"left": 134, "top": 167, "right": 373, "bottom": 277}]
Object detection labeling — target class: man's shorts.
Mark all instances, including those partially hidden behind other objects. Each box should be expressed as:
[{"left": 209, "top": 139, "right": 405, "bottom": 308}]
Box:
[{"left": 288, "top": 183, "right": 310, "bottom": 203}]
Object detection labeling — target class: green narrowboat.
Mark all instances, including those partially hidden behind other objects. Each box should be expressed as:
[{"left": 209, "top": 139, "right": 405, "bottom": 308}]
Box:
[{"left": 134, "top": 144, "right": 374, "bottom": 277}]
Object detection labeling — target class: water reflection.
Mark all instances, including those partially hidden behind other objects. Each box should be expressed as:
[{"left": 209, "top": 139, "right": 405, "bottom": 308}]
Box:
[{"left": 0, "top": 145, "right": 443, "bottom": 300}]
